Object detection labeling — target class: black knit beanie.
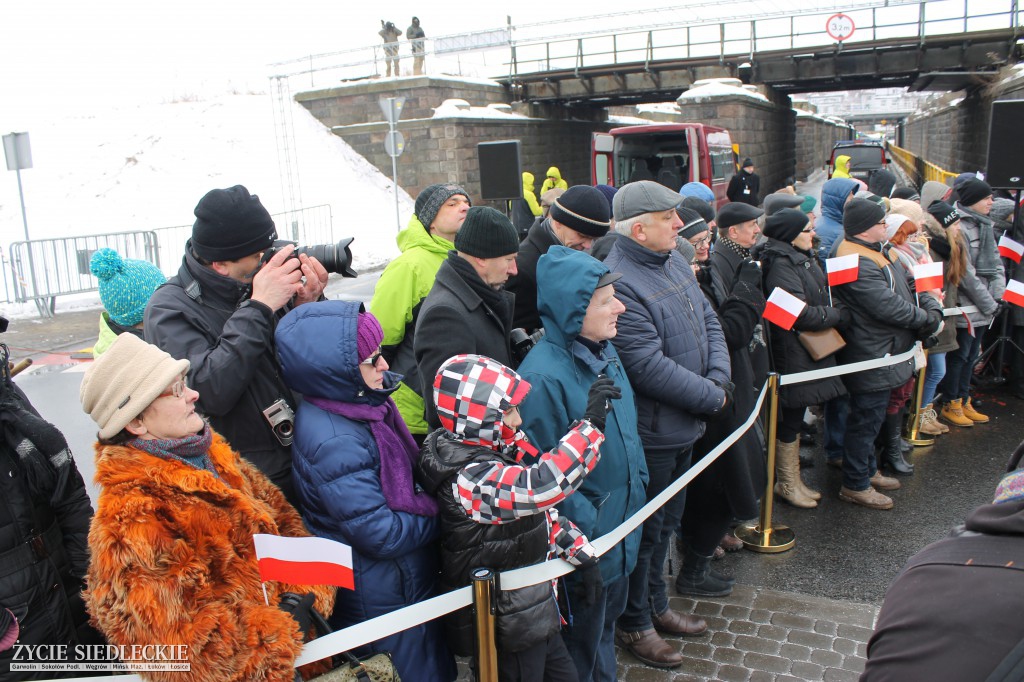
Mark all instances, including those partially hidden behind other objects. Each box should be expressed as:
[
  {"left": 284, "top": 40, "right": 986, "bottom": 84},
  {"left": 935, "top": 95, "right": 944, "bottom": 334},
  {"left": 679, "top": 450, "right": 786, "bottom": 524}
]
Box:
[
  {"left": 191, "top": 185, "right": 278, "bottom": 262},
  {"left": 549, "top": 185, "right": 611, "bottom": 238},
  {"left": 676, "top": 207, "right": 709, "bottom": 240},
  {"left": 843, "top": 197, "right": 886, "bottom": 236},
  {"left": 454, "top": 207, "right": 520, "bottom": 258},
  {"left": 763, "top": 208, "right": 809, "bottom": 243},
  {"left": 927, "top": 201, "right": 961, "bottom": 229},
  {"left": 681, "top": 195, "right": 716, "bottom": 223},
  {"left": 415, "top": 183, "right": 470, "bottom": 231},
  {"left": 956, "top": 178, "right": 993, "bottom": 208}
]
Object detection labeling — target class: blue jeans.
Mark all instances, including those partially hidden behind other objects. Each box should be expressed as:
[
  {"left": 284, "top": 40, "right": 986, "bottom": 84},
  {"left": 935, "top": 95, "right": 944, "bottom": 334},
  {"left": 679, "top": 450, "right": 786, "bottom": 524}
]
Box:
[
  {"left": 562, "top": 576, "right": 628, "bottom": 682},
  {"left": 921, "top": 352, "right": 946, "bottom": 408},
  {"left": 618, "top": 446, "right": 692, "bottom": 633},
  {"left": 824, "top": 394, "right": 849, "bottom": 463},
  {"left": 842, "top": 389, "right": 889, "bottom": 490},
  {"left": 940, "top": 328, "right": 981, "bottom": 402}
]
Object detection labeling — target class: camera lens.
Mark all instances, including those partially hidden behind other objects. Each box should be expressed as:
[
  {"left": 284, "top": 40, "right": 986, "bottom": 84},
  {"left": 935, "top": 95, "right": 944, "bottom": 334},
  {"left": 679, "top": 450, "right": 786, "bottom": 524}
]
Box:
[{"left": 295, "top": 238, "right": 358, "bottom": 277}]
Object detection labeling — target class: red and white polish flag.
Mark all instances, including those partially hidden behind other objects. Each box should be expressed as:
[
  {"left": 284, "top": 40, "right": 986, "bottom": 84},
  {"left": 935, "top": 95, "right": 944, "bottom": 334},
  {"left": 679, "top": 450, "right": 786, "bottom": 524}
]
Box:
[
  {"left": 998, "top": 235, "right": 1024, "bottom": 264},
  {"left": 1006, "top": 279, "right": 1024, "bottom": 308},
  {"left": 253, "top": 534, "right": 355, "bottom": 590},
  {"left": 825, "top": 254, "right": 859, "bottom": 286},
  {"left": 913, "top": 261, "right": 943, "bottom": 293},
  {"left": 763, "top": 287, "right": 807, "bottom": 331}
]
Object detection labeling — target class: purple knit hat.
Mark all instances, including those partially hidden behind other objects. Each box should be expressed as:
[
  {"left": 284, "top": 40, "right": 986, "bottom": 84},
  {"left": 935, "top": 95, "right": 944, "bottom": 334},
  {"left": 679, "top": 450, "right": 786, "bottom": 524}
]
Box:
[{"left": 357, "top": 312, "right": 384, "bottom": 362}]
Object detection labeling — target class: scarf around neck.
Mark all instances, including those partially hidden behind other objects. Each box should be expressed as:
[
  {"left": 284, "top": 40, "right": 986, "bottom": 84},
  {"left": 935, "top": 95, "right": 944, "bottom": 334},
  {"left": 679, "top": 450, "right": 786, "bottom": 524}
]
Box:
[
  {"left": 447, "top": 252, "right": 513, "bottom": 325},
  {"left": 127, "top": 423, "right": 218, "bottom": 476},
  {"left": 307, "top": 396, "right": 438, "bottom": 517}
]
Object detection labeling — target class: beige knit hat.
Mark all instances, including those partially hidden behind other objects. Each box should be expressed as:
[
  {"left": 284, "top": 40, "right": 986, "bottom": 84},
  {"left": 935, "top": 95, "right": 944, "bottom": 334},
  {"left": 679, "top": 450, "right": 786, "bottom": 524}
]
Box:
[{"left": 80, "top": 334, "right": 190, "bottom": 439}]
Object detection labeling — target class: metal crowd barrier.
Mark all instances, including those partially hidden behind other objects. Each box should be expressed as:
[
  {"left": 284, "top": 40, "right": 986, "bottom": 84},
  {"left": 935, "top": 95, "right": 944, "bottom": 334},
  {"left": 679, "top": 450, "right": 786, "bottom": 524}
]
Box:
[
  {"left": 66, "top": 305, "right": 985, "bottom": 681},
  {"left": 888, "top": 143, "right": 959, "bottom": 188}
]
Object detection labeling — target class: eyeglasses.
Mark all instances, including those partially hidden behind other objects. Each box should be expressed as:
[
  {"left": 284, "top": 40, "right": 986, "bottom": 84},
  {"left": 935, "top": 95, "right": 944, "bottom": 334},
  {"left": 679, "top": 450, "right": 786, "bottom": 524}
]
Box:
[
  {"left": 360, "top": 348, "right": 384, "bottom": 367},
  {"left": 800, "top": 227, "right": 815, "bottom": 233},
  {"left": 158, "top": 375, "right": 189, "bottom": 399},
  {"left": 689, "top": 235, "right": 712, "bottom": 248}
]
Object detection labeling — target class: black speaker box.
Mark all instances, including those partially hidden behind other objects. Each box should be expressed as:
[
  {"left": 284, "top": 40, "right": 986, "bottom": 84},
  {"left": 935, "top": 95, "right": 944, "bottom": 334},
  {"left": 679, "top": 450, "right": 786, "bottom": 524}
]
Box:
[
  {"left": 478, "top": 140, "right": 522, "bottom": 200},
  {"left": 987, "top": 100, "right": 1024, "bottom": 189}
]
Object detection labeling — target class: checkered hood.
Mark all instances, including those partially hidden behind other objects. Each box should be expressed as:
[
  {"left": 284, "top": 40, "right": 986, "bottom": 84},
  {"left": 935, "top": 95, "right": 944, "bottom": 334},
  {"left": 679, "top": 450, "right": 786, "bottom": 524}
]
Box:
[{"left": 433, "top": 354, "right": 530, "bottom": 449}]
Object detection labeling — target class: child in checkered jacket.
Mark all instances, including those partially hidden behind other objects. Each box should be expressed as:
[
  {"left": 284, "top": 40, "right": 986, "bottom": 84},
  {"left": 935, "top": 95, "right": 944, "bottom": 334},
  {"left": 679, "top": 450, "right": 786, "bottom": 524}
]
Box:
[{"left": 415, "top": 353, "right": 620, "bottom": 679}]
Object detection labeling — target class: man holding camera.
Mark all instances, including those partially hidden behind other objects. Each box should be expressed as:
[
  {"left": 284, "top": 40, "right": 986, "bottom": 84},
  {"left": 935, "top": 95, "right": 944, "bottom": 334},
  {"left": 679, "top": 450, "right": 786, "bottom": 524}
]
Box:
[{"left": 144, "top": 185, "right": 327, "bottom": 506}]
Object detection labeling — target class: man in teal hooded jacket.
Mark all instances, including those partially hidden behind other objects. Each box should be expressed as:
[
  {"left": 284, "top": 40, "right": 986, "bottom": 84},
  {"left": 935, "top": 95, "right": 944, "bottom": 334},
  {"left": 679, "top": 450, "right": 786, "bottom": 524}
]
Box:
[{"left": 517, "top": 246, "right": 649, "bottom": 682}]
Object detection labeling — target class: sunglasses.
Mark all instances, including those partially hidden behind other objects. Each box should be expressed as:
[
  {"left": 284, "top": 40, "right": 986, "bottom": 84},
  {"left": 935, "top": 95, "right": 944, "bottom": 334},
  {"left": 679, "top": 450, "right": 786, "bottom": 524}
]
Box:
[
  {"left": 158, "top": 375, "right": 189, "bottom": 399},
  {"left": 360, "top": 348, "right": 384, "bottom": 367}
]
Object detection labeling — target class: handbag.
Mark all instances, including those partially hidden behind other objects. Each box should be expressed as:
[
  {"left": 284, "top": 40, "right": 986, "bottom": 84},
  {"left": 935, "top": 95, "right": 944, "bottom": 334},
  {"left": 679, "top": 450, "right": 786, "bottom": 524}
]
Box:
[
  {"left": 795, "top": 327, "right": 846, "bottom": 361},
  {"left": 281, "top": 593, "right": 402, "bottom": 682}
]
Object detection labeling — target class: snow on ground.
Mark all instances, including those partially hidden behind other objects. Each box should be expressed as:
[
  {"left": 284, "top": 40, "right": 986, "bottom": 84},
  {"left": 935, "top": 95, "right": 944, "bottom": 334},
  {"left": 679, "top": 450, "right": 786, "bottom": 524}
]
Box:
[{"left": 0, "top": 92, "right": 413, "bottom": 319}]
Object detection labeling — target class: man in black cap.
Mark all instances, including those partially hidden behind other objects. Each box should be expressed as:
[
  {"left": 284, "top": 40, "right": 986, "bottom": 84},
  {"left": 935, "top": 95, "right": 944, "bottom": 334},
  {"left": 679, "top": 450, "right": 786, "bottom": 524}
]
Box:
[
  {"left": 144, "top": 185, "right": 328, "bottom": 505},
  {"left": 831, "top": 198, "right": 943, "bottom": 510},
  {"left": 415, "top": 206, "right": 521, "bottom": 430},
  {"left": 605, "top": 181, "right": 731, "bottom": 669},
  {"left": 726, "top": 158, "right": 760, "bottom": 206},
  {"left": 370, "top": 183, "right": 471, "bottom": 442},
  {"left": 508, "top": 184, "right": 611, "bottom": 334}
]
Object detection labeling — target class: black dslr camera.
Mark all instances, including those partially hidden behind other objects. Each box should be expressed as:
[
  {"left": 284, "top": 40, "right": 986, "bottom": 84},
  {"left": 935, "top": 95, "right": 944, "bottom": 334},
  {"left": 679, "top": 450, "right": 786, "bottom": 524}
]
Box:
[
  {"left": 259, "top": 238, "right": 358, "bottom": 278},
  {"left": 510, "top": 327, "right": 545, "bottom": 365}
]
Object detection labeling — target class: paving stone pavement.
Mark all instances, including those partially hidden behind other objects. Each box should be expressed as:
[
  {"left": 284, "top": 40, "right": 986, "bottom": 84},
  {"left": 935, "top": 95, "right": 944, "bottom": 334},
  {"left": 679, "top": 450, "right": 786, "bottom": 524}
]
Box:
[{"left": 613, "top": 583, "right": 878, "bottom": 682}]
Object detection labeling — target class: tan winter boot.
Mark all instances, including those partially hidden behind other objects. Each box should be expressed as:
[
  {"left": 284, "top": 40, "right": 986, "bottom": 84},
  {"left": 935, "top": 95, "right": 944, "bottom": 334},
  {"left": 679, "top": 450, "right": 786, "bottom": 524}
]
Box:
[
  {"left": 918, "top": 404, "right": 948, "bottom": 435},
  {"left": 839, "top": 486, "right": 894, "bottom": 510},
  {"left": 774, "top": 440, "right": 817, "bottom": 508},
  {"left": 962, "top": 398, "right": 990, "bottom": 423},
  {"left": 940, "top": 399, "right": 974, "bottom": 428}
]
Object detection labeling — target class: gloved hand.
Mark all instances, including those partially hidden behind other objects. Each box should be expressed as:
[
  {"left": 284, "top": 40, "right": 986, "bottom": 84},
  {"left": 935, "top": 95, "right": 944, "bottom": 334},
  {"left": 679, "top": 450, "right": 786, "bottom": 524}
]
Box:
[
  {"left": 709, "top": 379, "right": 735, "bottom": 418},
  {"left": 278, "top": 592, "right": 315, "bottom": 639},
  {"left": 573, "top": 558, "right": 603, "bottom": 608},
  {"left": 837, "top": 306, "right": 853, "bottom": 330},
  {"left": 738, "top": 259, "right": 762, "bottom": 287},
  {"left": 922, "top": 309, "right": 943, "bottom": 336},
  {"left": 584, "top": 375, "right": 621, "bottom": 431},
  {"left": 921, "top": 334, "right": 939, "bottom": 350}
]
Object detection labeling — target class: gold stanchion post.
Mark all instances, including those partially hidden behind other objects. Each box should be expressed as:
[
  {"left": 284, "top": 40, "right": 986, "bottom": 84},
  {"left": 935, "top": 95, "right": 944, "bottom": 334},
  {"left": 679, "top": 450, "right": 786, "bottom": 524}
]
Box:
[
  {"left": 471, "top": 568, "right": 499, "bottom": 682},
  {"left": 903, "top": 355, "right": 935, "bottom": 446},
  {"left": 735, "top": 373, "right": 795, "bottom": 553}
]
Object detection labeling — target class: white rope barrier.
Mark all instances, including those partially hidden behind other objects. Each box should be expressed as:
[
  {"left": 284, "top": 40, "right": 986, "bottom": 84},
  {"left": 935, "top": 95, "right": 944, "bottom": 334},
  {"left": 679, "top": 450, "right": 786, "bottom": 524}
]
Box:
[{"left": 68, "top": 314, "right": 968, "bottom": 678}]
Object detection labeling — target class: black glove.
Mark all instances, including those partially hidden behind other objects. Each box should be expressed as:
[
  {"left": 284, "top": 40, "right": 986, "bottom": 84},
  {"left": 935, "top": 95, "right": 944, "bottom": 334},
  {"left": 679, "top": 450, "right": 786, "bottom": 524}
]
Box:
[
  {"left": 837, "top": 306, "right": 853, "bottom": 330},
  {"left": 584, "top": 375, "right": 621, "bottom": 431},
  {"left": 278, "top": 592, "right": 315, "bottom": 639},
  {"left": 738, "top": 260, "right": 762, "bottom": 287},
  {"left": 709, "top": 379, "right": 735, "bottom": 418},
  {"left": 573, "top": 559, "right": 603, "bottom": 608},
  {"left": 921, "top": 334, "right": 939, "bottom": 350}
]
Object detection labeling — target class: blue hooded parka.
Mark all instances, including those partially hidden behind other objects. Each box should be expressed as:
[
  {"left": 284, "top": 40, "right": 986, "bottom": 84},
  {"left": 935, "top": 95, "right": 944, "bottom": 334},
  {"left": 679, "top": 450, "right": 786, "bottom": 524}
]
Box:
[
  {"left": 275, "top": 300, "right": 455, "bottom": 682},
  {"left": 516, "top": 247, "right": 649, "bottom": 585},
  {"left": 816, "top": 177, "right": 859, "bottom": 264}
]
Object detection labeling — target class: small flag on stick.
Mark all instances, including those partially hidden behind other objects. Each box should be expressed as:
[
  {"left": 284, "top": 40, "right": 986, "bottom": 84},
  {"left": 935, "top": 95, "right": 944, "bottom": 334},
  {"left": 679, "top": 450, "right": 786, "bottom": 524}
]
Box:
[
  {"left": 253, "top": 534, "right": 355, "bottom": 590},
  {"left": 1005, "top": 279, "right": 1024, "bottom": 309},
  {"left": 998, "top": 235, "right": 1024, "bottom": 264},
  {"left": 763, "top": 287, "right": 807, "bottom": 331},
  {"left": 913, "top": 261, "right": 943, "bottom": 293},
  {"left": 826, "top": 254, "right": 859, "bottom": 286}
]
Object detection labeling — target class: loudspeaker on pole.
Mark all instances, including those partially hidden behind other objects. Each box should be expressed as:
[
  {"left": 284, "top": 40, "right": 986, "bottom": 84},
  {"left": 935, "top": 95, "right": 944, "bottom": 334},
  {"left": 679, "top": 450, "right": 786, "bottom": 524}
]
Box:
[
  {"left": 986, "top": 100, "right": 1024, "bottom": 189},
  {"left": 478, "top": 140, "right": 523, "bottom": 201}
]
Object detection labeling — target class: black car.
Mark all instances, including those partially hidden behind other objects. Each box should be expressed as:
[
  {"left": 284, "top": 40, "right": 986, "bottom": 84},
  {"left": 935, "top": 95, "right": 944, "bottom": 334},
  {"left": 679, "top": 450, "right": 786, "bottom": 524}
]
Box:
[{"left": 827, "top": 140, "right": 889, "bottom": 183}]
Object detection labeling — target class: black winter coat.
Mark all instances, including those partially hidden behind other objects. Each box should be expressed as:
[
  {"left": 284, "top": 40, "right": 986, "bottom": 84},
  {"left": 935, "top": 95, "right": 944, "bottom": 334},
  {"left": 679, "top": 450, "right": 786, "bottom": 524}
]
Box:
[
  {"left": 506, "top": 218, "right": 560, "bottom": 334},
  {"left": 758, "top": 238, "right": 847, "bottom": 408},
  {"left": 415, "top": 255, "right": 514, "bottom": 430},
  {"left": 415, "top": 431, "right": 555, "bottom": 656},
  {"left": 861, "top": 493, "right": 1024, "bottom": 681},
  {"left": 831, "top": 238, "right": 941, "bottom": 394},
  {"left": 0, "top": 383, "right": 102, "bottom": 679},
  {"left": 144, "top": 246, "right": 297, "bottom": 501},
  {"left": 726, "top": 170, "right": 760, "bottom": 206},
  {"left": 692, "top": 246, "right": 767, "bottom": 520}
]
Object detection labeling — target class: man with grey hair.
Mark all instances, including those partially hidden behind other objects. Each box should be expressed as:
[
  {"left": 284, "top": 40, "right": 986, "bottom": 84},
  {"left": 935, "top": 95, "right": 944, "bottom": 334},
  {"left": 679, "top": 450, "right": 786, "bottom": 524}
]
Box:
[{"left": 604, "top": 180, "right": 732, "bottom": 669}]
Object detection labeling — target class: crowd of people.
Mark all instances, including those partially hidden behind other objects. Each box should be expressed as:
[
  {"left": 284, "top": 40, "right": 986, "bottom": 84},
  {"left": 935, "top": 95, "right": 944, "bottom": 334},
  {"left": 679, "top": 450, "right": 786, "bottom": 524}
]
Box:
[{"left": 1, "top": 161, "right": 1022, "bottom": 682}]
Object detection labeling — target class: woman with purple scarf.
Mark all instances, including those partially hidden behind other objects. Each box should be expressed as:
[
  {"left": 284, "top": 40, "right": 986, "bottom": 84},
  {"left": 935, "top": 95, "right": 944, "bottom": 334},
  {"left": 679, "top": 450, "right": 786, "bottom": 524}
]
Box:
[{"left": 276, "top": 300, "right": 455, "bottom": 682}]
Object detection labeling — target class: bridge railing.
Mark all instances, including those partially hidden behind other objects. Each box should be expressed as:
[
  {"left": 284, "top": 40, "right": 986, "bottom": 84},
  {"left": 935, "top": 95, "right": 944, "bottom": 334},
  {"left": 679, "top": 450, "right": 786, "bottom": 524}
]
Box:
[
  {"left": 888, "top": 144, "right": 959, "bottom": 188},
  {"left": 505, "top": 0, "right": 1022, "bottom": 77}
]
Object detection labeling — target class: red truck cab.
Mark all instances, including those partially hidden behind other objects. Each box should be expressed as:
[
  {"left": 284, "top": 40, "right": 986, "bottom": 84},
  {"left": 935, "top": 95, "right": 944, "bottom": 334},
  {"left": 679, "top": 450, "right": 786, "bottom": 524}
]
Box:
[{"left": 591, "top": 123, "right": 736, "bottom": 209}]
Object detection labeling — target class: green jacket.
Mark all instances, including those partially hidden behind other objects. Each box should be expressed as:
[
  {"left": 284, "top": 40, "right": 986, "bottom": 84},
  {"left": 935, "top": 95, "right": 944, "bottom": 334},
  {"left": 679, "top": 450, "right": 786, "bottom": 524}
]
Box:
[
  {"left": 369, "top": 216, "right": 454, "bottom": 435},
  {"left": 93, "top": 313, "right": 118, "bottom": 358}
]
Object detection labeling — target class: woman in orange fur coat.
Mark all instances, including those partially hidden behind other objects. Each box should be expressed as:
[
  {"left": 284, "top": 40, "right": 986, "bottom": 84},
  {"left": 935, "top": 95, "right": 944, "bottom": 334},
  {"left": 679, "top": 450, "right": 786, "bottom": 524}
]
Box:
[{"left": 79, "top": 334, "right": 335, "bottom": 682}]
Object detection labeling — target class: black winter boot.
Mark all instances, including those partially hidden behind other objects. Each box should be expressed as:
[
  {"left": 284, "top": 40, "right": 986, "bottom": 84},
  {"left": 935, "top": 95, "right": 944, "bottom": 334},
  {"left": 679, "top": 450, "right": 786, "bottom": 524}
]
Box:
[
  {"left": 881, "top": 412, "right": 914, "bottom": 475},
  {"left": 675, "top": 548, "right": 733, "bottom": 597}
]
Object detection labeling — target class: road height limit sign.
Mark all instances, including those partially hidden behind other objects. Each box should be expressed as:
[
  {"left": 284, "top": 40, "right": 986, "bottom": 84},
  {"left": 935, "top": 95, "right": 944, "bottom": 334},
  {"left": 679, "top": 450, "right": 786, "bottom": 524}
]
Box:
[{"left": 825, "top": 13, "right": 855, "bottom": 41}]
